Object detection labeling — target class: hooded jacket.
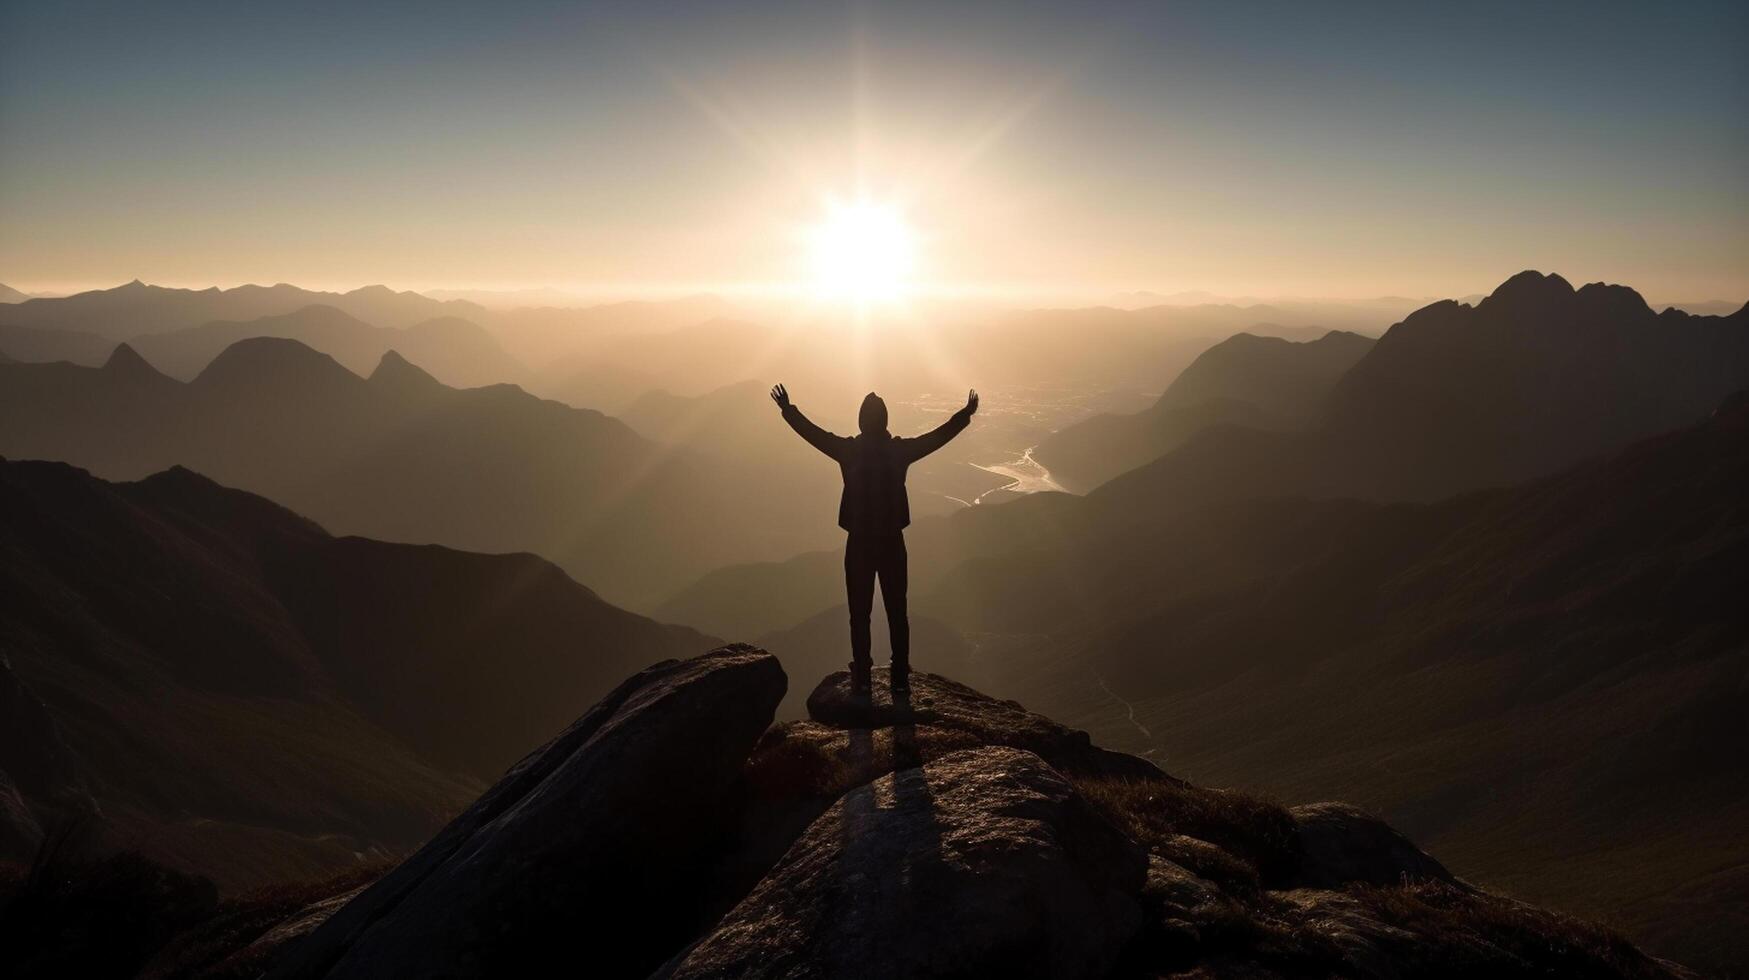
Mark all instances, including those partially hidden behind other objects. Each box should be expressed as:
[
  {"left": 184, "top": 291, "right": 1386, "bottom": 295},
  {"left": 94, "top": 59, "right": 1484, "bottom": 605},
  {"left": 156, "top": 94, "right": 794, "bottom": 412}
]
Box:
[{"left": 783, "top": 392, "right": 972, "bottom": 534}]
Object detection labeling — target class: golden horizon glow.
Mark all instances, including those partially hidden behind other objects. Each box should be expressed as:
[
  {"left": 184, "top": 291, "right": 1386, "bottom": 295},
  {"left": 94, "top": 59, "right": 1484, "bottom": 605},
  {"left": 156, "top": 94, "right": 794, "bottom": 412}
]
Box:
[{"left": 1, "top": 7, "right": 1744, "bottom": 302}]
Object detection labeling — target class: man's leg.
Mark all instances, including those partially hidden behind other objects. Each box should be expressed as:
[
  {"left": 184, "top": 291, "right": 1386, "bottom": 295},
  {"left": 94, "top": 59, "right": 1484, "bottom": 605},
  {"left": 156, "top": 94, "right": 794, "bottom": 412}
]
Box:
[
  {"left": 877, "top": 532, "right": 910, "bottom": 689},
  {"left": 844, "top": 534, "right": 876, "bottom": 690}
]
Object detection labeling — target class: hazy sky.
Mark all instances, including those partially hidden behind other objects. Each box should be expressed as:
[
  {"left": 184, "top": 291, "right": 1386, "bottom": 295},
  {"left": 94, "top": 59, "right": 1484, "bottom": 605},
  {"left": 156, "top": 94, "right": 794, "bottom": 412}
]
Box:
[{"left": 2, "top": 0, "right": 1744, "bottom": 300}]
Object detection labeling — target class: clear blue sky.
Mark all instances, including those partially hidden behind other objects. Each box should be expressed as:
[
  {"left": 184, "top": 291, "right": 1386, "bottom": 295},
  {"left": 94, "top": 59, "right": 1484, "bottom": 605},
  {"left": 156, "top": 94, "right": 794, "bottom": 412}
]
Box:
[{"left": 2, "top": 0, "right": 1744, "bottom": 299}]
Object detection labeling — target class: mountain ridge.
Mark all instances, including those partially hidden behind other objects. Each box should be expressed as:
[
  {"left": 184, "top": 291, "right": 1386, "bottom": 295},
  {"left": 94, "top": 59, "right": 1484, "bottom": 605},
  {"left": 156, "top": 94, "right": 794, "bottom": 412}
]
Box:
[
  {"left": 1035, "top": 328, "right": 1375, "bottom": 491},
  {"left": 0, "top": 456, "right": 712, "bottom": 892},
  {"left": 0, "top": 336, "right": 845, "bottom": 607},
  {"left": 124, "top": 303, "right": 525, "bottom": 388},
  {"left": 0, "top": 281, "right": 489, "bottom": 340}
]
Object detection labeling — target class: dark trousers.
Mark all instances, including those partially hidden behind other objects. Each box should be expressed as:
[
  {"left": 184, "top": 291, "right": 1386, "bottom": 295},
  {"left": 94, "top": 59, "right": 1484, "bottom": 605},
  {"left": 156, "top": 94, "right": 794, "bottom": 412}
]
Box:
[{"left": 845, "top": 531, "right": 908, "bottom": 671}]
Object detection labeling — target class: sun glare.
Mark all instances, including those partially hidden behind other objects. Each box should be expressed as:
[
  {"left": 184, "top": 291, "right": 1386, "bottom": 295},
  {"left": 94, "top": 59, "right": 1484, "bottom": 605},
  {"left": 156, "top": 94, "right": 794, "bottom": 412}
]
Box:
[{"left": 805, "top": 199, "right": 917, "bottom": 305}]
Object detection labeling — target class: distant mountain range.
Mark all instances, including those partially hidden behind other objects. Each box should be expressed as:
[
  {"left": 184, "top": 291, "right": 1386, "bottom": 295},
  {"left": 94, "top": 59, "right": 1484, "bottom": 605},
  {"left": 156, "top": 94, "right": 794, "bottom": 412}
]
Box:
[
  {"left": 1657, "top": 298, "right": 1745, "bottom": 316},
  {"left": 1035, "top": 329, "right": 1375, "bottom": 491},
  {"left": 1076, "top": 272, "right": 1749, "bottom": 517},
  {"left": 0, "top": 280, "right": 485, "bottom": 340},
  {"left": 0, "top": 280, "right": 1379, "bottom": 429},
  {"left": 528, "top": 306, "right": 1345, "bottom": 414},
  {"left": 126, "top": 304, "right": 524, "bottom": 388},
  {"left": 0, "top": 339, "right": 845, "bottom": 608},
  {"left": 0, "top": 282, "right": 749, "bottom": 411},
  {"left": 0, "top": 457, "right": 708, "bottom": 891},
  {"left": 0, "top": 281, "right": 530, "bottom": 388},
  {"left": 1107, "top": 289, "right": 1426, "bottom": 321},
  {"left": 1107, "top": 286, "right": 1741, "bottom": 319}
]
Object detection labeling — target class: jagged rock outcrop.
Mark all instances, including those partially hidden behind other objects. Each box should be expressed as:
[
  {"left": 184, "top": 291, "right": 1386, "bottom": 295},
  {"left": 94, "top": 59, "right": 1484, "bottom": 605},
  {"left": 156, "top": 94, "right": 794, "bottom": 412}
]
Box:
[
  {"left": 663, "top": 747, "right": 1148, "bottom": 980},
  {"left": 251, "top": 647, "right": 1685, "bottom": 980},
  {"left": 699, "top": 662, "right": 1682, "bottom": 979},
  {"left": 272, "top": 645, "right": 786, "bottom": 980}
]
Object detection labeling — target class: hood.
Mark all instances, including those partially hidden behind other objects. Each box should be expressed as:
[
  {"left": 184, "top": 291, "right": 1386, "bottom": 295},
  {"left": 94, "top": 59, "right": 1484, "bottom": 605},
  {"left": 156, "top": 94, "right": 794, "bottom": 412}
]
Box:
[{"left": 858, "top": 392, "right": 889, "bottom": 436}]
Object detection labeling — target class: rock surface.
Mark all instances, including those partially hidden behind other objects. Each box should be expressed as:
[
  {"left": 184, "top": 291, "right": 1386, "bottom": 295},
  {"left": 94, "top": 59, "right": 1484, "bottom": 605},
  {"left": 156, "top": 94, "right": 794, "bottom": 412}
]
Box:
[
  {"left": 806, "top": 668, "right": 1168, "bottom": 781},
  {"left": 244, "top": 885, "right": 371, "bottom": 960},
  {"left": 1290, "top": 801, "right": 1457, "bottom": 889},
  {"left": 663, "top": 746, "right": 1148, "bottom": 980},
  {"left": 271, "top": 645, "right": 786, "bottom": 980},
  {"left": 243, "top": 648, "right": 1684, "bottom": 980}
]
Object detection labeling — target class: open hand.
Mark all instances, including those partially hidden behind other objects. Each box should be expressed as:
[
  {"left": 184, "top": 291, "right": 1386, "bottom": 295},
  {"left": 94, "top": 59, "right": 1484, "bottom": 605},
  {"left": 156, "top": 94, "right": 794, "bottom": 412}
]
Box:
[
  {"left": 962, "top": 389, "right": 979, "bottom": 417},
  {"left": 770, "top": 383, "right": 791, "bottom": 411}
]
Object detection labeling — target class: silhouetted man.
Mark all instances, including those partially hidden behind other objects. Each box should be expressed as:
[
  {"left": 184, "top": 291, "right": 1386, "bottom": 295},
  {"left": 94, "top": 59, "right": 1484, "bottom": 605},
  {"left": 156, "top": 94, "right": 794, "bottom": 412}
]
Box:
[{"left": 771, "top": 384, "right": 978, "bottom": 694}]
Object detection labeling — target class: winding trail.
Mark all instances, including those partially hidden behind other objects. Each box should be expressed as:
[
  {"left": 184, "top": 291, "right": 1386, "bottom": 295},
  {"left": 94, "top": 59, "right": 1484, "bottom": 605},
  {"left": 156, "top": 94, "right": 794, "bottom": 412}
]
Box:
[{"left": 1093, "top": 670, "right": 1158, "bottom": 757}]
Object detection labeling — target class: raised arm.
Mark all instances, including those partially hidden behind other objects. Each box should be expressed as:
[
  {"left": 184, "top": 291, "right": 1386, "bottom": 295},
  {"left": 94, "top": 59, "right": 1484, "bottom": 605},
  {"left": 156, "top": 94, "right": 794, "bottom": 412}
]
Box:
[
  {"left": 771, "top": 384, "right": 848, "bottom": 461},
  {"left": 901, "top": 389, "right": 978, "bottom": 463}
]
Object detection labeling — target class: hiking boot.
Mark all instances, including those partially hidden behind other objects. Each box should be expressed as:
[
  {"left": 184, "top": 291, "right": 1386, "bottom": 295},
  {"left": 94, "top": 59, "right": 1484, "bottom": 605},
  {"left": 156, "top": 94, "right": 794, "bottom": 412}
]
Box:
[{"left": 849, "top": 662, "right": 872, "bottom": 697}]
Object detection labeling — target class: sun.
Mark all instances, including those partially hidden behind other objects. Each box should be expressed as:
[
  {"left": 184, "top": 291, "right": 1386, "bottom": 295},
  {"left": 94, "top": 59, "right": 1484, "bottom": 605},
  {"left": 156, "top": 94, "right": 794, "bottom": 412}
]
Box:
[{"left": 805, "top": 198, "right": 917, "bottom": 304}]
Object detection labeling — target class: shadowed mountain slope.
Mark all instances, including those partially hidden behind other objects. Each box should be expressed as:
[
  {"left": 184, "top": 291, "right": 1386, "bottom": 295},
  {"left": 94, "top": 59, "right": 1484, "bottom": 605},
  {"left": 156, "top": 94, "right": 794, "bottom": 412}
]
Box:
[
  {"left": 1320, "top": 271, "right": 1749, "bottom": 496},
  {"left": 1154, "top": 330, "right": 1376, "bottom": 416},
  {"left": 919, "top": 392, "right": 1749, "bottom": 971},
  {"left": 656, "top": 550, "right": 848, "bottom": 640},
  {"left": 0, "top": 458, "right": 708, "bottom": 890},
  {"left": 0, "top": 338, "right": 843, "bottom": 608},
  {"left": 1034, "top": 328, "right": 1375, "bottom": 492}
]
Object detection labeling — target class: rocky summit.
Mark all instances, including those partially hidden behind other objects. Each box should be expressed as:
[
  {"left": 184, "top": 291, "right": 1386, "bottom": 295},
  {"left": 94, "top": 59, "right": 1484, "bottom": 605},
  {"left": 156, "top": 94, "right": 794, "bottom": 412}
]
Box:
[{"left": 136, "top": 648, "right": 1689, "bottom": 979}]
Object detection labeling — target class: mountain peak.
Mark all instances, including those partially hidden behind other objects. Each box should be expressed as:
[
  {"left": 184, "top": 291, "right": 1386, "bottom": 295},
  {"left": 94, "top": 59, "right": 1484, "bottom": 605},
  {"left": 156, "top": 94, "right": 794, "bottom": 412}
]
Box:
[
  {"left": 1574, "top": 281, "right": 1653, "bottom": 319},
  {"left": 192, "top": 336, "right": 359, "bottom": 390},
  {"left": 369, "top": 349, "right": 442, "bottom": 390},
  {"left": 1479, "top": 270, "right": 1575, "bottom": 313},
  {"left": 135, "top": 463, "right": 223, "bottom": 495},
  {"left": 101, "top": 342, "right": 167, "bottom": 380}
]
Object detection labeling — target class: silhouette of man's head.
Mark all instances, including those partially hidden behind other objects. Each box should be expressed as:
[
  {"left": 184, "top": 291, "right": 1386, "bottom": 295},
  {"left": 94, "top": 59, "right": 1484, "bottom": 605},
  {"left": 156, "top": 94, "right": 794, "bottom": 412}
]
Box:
[{"left": 858, "top": 392, "right": 888, "bottom": 435}]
